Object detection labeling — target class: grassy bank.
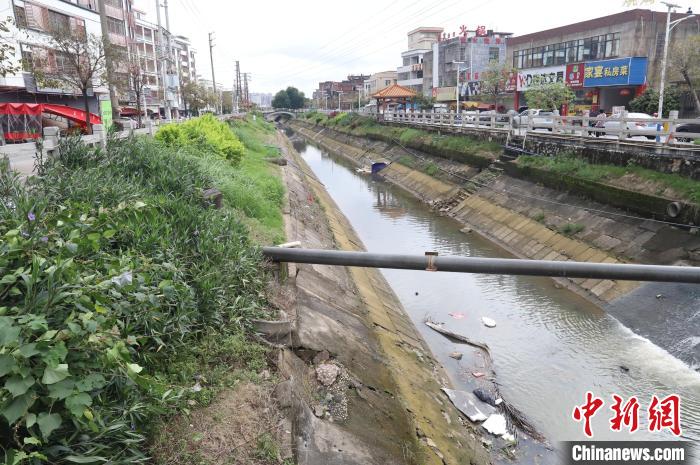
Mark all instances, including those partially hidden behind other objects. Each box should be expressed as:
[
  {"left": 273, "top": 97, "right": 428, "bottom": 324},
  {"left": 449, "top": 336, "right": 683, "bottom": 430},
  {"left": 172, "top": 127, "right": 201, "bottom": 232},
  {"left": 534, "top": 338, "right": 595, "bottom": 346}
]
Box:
[
  {"left": 301, "top": 111, "right": 500, "bottom": 166},
  {"left": 518, "top": 154, "right": 700, "bottom": 203},
  {"left": 0, "top": 115, "right": 283, "bottom": 464}
]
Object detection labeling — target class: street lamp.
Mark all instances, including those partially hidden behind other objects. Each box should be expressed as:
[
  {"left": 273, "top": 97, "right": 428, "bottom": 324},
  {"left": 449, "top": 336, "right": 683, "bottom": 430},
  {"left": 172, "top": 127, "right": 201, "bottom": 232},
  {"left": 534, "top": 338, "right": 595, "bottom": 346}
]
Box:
[
  {"left": 453, "top": 61, "right": 471, "bottom": 114},
  {"left": 657, "top": 2, "right": 695, "bottom": 117},
  {"left": 337, "top": 91, "right": 344, "bottom": 110}
]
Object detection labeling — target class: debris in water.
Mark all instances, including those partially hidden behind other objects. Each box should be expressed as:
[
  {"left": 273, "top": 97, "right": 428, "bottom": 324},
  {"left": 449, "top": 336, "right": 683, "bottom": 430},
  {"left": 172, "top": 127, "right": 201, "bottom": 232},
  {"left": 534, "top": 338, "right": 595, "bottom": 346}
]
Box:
[
  {"left": 656, "top": 294, "right": 664, "bottom": 299},
  {"left": 473, "top": 388, "right": 497, "bottom": 407},
  {"left": 425, "top": 321, "right": 491, "bottom": 353},
  {"left": 472, "top": 372, "right": 485, "bottom": 378},
  {"left": 619, "top": 365, "right": 630, "bottom": 373},
  {"left": 502, "top": 432, "right": 516, "bottom": 442},
  {"left": 449, "top": 312, "right": 465, "bottom": 319},
  {"left": 449, "top": 352, "right": 463, "bottom": 360},
  {"left": 481, "top": 317, "right": 496, "bottom": 328},
  {"left": 482, "top": 414, "right": 508, "bottom": 436},
  {"left": 415, "top": 291, "right": 419, "bottom": 295},
  {"left": 441, "top": 388, "right": 494, "bottom": 423}
]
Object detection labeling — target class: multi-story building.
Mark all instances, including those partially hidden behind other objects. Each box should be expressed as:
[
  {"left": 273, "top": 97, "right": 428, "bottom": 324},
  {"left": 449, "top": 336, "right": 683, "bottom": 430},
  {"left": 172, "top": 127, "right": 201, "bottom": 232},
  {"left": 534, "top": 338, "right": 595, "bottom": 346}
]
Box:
[
  {"left": 396, "top": 27, "right": 443, "bottom": 94},
  {"left": 249, "top": 92, "right": 272, "bottom": 108},
  {"left": 363, "top": 71, "right": 397, "bottom": 101},
  {"left": 131, "top": 9, "right": 161, "bottom": 117},
  {"left": 507, "top": 9, "right": 700, "bottom": 115},
  {"left": 172, "top": 35, "right": 196, "bottom": 115},
  {"left": 1, "top": 0, "right": 109, "bottom": 116},
  {"left": 422, "top": 27, "right": 512, "bottom": 106},
  {"left": 313, "top": 74, "right": 369, "bottom": 110}
]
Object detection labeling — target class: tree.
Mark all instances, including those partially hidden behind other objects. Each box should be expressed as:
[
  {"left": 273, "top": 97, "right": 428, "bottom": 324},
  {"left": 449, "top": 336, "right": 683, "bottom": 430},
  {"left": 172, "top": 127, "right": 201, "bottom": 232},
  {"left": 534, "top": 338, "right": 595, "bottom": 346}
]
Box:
[
  {"left": 0, "top": 17, "right": 20, "bottom": 77},
  {"left": 629, "top": 87, "right": 681, "bottom": 117},
  {"left": 182, "top": 80, "right": 217, "bottom": 115},
  {"left": 272, "top": 89, "right": 291, "bottom": 108},
  {"left": 479, "top": 61, "right": 515, "bottom": 109},
  {"left": 272, "top": 87, "right": 306, "bottom": 109},
  {"left": 669, "top": 35, "right": 700, "bottom": 112},
  {"left": 524, "top": 82, "right": 575, "bottom": 111},
  {"left": 35, "top": 31, "right": 108, "bottom": 134},
  {"left": 415, "top": 93, "right": 435, "bottom": 110}
]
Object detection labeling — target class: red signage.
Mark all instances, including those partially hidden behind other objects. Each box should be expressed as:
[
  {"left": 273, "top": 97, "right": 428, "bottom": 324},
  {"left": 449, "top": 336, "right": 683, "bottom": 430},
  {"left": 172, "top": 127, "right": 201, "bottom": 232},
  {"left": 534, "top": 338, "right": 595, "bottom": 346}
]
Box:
[{"left": 566, "top": 63, "right": 584, "bottom": 88}]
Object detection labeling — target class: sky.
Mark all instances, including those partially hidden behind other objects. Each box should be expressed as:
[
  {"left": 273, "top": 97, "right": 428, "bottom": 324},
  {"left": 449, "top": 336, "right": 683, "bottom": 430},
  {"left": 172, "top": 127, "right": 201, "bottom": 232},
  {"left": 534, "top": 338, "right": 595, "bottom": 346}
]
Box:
[{"left": 136, "top": 0, "right": 696, "bottom": 97}]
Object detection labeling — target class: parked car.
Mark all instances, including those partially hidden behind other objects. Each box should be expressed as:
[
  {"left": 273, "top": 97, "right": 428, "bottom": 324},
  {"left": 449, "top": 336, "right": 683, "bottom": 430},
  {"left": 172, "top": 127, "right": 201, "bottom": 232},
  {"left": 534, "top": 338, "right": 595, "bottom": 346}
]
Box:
[
  {"left": 602, "top": 112, "right": 657, "bottom": 139},
  {"left": 675, "top": 117, "right": 700, "bottom": 142},
  {"left": 512, "top": 109, "right": 555, "bottom": 130}
]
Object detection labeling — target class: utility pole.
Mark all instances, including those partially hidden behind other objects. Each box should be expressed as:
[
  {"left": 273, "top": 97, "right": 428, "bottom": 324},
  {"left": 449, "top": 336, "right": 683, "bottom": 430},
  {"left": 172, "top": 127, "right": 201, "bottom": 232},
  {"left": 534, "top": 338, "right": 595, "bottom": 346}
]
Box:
[
  {"left": 163, "top": 0, "right": 177, "bottom": 119},
  {"left": 657, "top": 2, "right": 694, "bottom": 118},
  {"left": 243, "top": 73, "right": 250, "bottom": 108},
  {"left": 235, "top": 60, "right": 242, "bottom": 112},
  {"left": 208, "top": 32, "right": 217, "bottom": 114},
  {"left": 97, "top": 0, "right": 120, "bottom": 125},
  {"left": 155, "top": 0, "right": 171, "bottom": 120}
]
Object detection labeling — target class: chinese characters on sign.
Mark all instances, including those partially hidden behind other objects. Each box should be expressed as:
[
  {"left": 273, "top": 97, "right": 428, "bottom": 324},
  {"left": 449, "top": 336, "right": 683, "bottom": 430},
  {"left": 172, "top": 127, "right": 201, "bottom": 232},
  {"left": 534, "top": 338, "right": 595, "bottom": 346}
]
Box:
[
  {"left": 572, "top": 392, "right": 682, "bottom": 438},
  {"left": 565, "top": 63, "right": 584, "bottom": 88},
  {"left": 582, "top": 57, "right": 648, "bottom": 87},
  {"left": 516, "top": 65, "right": 566, "bottom": 91}
]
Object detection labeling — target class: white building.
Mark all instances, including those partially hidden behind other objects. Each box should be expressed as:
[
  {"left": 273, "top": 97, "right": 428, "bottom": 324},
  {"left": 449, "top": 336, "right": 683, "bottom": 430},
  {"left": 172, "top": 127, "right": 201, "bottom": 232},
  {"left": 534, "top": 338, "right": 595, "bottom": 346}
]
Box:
[
  {"left": 396, "top": 27, "right": 443, "bottom": 94},
  {"left": 0, "top": 0, "right": 108, "bottom": 114}
]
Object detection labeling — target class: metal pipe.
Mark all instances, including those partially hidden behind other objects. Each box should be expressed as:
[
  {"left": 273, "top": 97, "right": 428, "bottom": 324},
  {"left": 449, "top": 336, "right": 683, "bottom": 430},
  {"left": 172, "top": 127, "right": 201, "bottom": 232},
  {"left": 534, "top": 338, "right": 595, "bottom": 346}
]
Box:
[{"left": 262, "top": 247, "right": 700, "bottom": 284}]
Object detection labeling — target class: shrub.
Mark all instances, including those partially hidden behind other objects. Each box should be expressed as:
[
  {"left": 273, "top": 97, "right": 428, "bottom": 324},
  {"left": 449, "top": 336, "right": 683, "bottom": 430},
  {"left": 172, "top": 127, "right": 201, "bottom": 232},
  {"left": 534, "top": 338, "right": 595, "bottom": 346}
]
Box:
[
  {"left": 155, "top": 115, "right": 245, "bottom": 165},
  {"left": 425, "top": 162, "right": 439, "bottom": 176},
  {"left": 560, "top": 222, "right": 585, "bottom": 235},
  {"left": 0, "top": 134, "right": 270, "bottom": 463}
]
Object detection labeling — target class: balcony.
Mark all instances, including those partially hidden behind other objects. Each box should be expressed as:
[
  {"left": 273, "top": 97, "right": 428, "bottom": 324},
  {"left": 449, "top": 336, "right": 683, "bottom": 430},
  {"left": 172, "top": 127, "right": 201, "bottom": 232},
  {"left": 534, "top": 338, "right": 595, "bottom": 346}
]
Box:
[
  {"left": 105, "top": 4, "right": 124, "bottom": 20},
  {"left": 108, "top": 33, "right": 127, "bottom": 47},
  {"left": 397, "top": 77, "right": 423, "bottom": 86}
]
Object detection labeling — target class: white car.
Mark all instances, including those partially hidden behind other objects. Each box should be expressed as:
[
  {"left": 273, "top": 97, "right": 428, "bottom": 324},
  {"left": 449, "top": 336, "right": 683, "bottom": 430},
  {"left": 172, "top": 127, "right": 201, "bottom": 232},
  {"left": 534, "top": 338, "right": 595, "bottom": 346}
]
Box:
[
  {"left": 512, "top": 109, "right": 555, "bottom": 130},
  {"left": 601, "top": 112, "right": 658, "bottom": 139}
]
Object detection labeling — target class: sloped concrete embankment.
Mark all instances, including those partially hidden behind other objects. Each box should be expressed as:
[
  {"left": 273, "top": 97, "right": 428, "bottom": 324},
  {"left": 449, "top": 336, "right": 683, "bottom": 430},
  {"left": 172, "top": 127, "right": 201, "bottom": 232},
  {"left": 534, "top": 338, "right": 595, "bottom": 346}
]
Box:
[
  {"left": 272, "top": 130, "right": 490, "bottom": 465},
  {"left": 290, "top": 120, "right": 700, "bottom": 304}
]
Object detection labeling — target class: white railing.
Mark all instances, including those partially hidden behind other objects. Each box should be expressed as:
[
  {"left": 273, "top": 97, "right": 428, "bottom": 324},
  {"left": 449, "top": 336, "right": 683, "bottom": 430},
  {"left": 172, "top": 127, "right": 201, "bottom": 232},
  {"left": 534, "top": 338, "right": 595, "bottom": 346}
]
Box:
[{"left": 353, "top": 109, "right": 700, "bottom": 148}]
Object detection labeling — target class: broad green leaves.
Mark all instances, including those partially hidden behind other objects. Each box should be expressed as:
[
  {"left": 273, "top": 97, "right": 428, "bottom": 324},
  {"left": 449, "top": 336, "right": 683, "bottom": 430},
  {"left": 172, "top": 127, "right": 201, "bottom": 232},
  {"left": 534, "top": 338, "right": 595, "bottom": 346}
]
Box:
[
  {"left": 37, "top": 412, "right": 62, "bottom": 439},
  {"left": 42, "top": 364, "right": 70, "bottom": 384},
  {"left": 5, "top": 375, "right": 35, "bottom": 397}
]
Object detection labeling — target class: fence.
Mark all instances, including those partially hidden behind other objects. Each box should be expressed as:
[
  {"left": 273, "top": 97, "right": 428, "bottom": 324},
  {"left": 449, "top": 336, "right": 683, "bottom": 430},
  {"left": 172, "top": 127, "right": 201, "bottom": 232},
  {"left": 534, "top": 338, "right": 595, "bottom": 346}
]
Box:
[
  {"left": 357, "top": 109, "right": 700, "bottom": 150},
  {"left": 1, "top": 121, "right": 158, "bottom": 176}
]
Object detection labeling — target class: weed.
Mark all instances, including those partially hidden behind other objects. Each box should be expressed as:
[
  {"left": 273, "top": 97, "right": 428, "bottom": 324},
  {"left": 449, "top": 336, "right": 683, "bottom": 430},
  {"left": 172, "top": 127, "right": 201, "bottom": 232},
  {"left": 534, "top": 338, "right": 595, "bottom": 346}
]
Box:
[
  {"left": 255, "top": 433, "right": 280, "bottom": 462},
  {"left": 425, "top": 162, "right": 439, "bottom": 176},
  {"left": 533, "top": 211, "right": 545, "bottom": 222},
  {"left": 397, "top": 155, "right": 414, "bottom": 167},
  {"left": 560, "top": 222, "right": 585, "bottom": 235}
]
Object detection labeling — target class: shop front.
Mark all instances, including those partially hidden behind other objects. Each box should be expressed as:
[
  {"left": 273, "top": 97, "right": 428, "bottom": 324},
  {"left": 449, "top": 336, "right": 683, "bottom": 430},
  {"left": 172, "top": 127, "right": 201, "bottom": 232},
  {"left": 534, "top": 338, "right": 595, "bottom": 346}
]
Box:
[
  {"left": 581, "top": 57, "right": 648, "bottom": 114},
  {"left": 514, "top": 65, "right": 566, "bottom": 110}
]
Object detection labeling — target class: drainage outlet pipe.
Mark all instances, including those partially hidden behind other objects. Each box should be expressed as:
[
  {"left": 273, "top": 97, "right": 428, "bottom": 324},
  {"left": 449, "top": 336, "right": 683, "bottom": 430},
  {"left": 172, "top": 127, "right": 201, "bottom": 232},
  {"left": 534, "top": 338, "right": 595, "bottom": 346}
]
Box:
[{"left": 262, "top": 247, "right": 700, "bottom": 284}]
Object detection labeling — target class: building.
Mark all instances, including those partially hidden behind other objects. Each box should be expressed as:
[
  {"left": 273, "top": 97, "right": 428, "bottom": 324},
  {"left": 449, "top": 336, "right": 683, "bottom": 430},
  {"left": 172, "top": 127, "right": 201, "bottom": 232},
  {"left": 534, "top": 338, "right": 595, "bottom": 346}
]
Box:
[
  {"left": 507, "top": 9, "right": 700, "bottom": 114},
  {"left": 1, "top": 0, "right": 111, "bottom": 117},
  {"left": 131, "top": 10, "right": 162, "bottom": 117},
  {"left": 249, "top": 92, "right": 272, "bottom": 108},
  {"left": 172, "top": 35, "right": 196, "bottom": 115},
  {"left": 422, "top": 26, "right": 512, "bottom": 107},
  {"left": 313, "top": 74, "right": 369, "bottom": 110},
  {"left": 396, "top": 27, "right": 443, "bottom": 94},
  {"left": 363, "top": 71, "right": 397, "bottom": 102}
]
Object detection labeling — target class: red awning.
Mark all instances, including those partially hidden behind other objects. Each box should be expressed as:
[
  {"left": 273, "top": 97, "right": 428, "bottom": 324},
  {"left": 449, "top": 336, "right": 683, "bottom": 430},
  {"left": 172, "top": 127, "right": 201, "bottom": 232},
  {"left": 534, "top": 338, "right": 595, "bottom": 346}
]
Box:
[
  {"left": 43, "top": 104, "right": 101, "bottom": 127},
  {"left": 0, "top": 103, "right": 43, "bottom": 116}
]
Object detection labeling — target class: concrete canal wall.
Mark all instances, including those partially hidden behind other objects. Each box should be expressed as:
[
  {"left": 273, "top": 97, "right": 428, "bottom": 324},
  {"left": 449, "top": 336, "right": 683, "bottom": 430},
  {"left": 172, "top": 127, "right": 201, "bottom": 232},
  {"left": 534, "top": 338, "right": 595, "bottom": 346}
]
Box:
[
  {"left": 290, "top": 119, "right": 700, "bottom": 304},
  {"left": 274, "top": 130, "right": 491, "bottom": 465}
]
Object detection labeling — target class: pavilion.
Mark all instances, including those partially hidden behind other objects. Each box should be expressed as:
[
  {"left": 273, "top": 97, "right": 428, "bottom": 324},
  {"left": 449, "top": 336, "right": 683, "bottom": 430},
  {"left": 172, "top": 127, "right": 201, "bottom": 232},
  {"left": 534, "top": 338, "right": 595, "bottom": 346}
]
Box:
[{"left": 371, "top": 84, "right": 417, "bottom": 120}]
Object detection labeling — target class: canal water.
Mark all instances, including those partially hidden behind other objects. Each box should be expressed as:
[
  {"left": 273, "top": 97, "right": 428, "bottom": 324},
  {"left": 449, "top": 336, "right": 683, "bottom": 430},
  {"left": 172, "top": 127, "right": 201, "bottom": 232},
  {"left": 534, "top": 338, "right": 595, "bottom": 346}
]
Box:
[{"left": 293, "top": 138, "right": 700, "bottom": 448}]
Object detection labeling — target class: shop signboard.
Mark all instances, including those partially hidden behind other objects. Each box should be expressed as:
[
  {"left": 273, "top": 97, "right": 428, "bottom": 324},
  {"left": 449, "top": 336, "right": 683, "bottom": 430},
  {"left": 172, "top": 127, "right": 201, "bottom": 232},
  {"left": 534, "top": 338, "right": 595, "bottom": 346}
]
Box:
[
  {"left": 435, "top": 86, "right": 457, "bottom": 102},
  {"left": 516, "top": 65, "right": 566, "bottom": 91},
  {"left": 582, "top": 57, "right": 647, "bottom": 87},
  {"left": 566, "top": 63, "right": 584, "bottom": 88},
  {"left": 459, "top": 81, "right": 481, "bottom": 97}
]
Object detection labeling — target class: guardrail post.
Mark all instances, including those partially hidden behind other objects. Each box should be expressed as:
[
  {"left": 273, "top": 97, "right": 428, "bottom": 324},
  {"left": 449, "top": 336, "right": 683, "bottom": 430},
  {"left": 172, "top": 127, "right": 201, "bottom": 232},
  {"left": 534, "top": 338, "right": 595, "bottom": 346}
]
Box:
[
  {"left": 42, "top": 126, "right": 60, "bottom": 157},
  {"left": 92, "top": 124, "right": 106, "bottom": 149},
  {"left": 527, "top": 109, "right": 534, "bottom": 132},
  {"left": 668, "top": 110, "right": 678, "bottom": 144},
  {"left": 618, "top": 110, "right": 628, "bottom": 142}
]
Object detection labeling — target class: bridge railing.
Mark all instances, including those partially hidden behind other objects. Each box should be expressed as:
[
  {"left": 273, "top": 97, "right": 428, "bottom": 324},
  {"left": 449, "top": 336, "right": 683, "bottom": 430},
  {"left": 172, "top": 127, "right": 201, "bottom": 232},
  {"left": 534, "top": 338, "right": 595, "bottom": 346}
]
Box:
[{"left": 370, "top": 110, "right": 700, "bottom": 149}]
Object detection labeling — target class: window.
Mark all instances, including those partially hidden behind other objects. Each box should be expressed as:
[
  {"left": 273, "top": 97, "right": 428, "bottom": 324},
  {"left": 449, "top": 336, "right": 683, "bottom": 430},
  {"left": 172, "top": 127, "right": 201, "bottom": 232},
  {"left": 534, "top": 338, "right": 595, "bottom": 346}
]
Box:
[
  {"left": 21, "top": 49, "right": 33, "bottom": 71},
  {"left": 543, "top": 45, "right": 555, "bottom": 66},
  {"left": 48, "top": 10, "right": 70, "bottom": 35},
  {"left": 14, "top": 6, "right": 26, "bottom": 28},
  {"left": 566, "top": 41, "right": 578, "bottom": 63},
  {"left": 603, "top": 33, "right": 620, "bottom": 58},
  {"left": 107, "top": 17, "right": 126, "bottom": 35},
  {"left": 513, "top": 32, "right": 621, "bottom": 69},
  {"left": 555, "top": 43, "right": 566, "bottom": 65},
  {"left": 385, "top": 79, "right": 391, "bottom": 85},
  {"left": 531, "top": 46, "right": 543, "bottom": 67},
  {"left": 54, "top": 51, "right": 75, "bottom": 75},
  {"left": 103, "top": 0, "right": 122, "bottom": 7},
  {"left": 489, "top": 47, "right": 499, "bottom": 62}
]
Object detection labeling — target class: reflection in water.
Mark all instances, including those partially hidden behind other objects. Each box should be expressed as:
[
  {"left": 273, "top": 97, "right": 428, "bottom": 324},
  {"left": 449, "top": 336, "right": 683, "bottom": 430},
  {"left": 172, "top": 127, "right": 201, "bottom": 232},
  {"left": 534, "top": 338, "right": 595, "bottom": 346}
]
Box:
[{"left": 296, "top": 141, "right": 700, "bottom": 447}]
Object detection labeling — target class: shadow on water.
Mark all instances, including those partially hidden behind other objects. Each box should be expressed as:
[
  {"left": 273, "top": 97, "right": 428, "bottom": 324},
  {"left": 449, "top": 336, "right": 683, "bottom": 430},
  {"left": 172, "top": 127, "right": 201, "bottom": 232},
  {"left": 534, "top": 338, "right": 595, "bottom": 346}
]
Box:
[{"left": 293, "top": 138, "right": 700, "bottom": 452}]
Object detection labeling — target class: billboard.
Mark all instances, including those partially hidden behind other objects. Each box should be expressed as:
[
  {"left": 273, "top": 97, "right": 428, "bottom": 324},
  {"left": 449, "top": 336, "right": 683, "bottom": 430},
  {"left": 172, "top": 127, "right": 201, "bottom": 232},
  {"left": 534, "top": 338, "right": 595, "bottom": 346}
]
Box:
[
  {"left": 516, "top": 65, "right": 566, "bottom": 91},
  {"left": 566, "top": 63, "right": 585, "bottom": 88},
  {"left": 582, "top": 57, "right": 647, "bottom": 87}
]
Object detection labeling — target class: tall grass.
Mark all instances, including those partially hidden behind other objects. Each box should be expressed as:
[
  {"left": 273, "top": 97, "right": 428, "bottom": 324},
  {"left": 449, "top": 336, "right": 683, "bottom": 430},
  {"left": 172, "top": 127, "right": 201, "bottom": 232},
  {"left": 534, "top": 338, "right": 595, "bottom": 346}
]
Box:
[{"left": 0, "top": 116, "right": 280, "bottom": 464}]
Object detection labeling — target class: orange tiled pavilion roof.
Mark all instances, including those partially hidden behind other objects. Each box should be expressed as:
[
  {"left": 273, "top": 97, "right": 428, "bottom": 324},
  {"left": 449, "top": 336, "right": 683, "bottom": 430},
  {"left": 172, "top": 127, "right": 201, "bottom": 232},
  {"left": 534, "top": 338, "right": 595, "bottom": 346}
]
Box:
[{"left": 372, "top": 83, "right": 417, "bottom": 99}]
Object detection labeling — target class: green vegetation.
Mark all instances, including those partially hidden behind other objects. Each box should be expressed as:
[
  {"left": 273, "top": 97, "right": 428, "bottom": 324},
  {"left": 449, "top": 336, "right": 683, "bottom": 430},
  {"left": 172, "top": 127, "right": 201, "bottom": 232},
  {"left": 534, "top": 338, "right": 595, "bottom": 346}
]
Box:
[
  {"left": 302, "top": 112, "right": 500, "bottom": 166},
  {"left": 629, "top": 87, "right": 681, "bottom": 117},
  {"left": 155, "top": 114, "right": 245, "bottom": 164},
  {"left": 523, "top": 82, "right": 575, "bottom": 111},
  {"left": 397, "top": 155, "right": 415, "bottom": 168},
  {"left": 424, "top": 162, "right": 439, "bottom": 176},
  {"left": 560, "top": 222, "right": 585, "bottom": 235},
  {"left": 519, "top": 155, "right": 700, "bottom": 203},
  {"left": 0, "top": 115, "right": 282, "bottom": 464},
  {"left": 533, "top": 211, "right": 545, "bottom": 223},
  {"left": 272, "top": 86, "right": 306, "bottom": 109}
]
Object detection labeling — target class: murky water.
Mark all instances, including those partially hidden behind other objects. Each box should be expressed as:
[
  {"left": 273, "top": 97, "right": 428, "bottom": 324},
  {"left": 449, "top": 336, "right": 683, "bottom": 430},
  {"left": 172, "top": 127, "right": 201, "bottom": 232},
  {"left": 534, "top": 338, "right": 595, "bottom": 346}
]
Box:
[{"left": 294, "top": 138, "right": 700, "bottom": 448}]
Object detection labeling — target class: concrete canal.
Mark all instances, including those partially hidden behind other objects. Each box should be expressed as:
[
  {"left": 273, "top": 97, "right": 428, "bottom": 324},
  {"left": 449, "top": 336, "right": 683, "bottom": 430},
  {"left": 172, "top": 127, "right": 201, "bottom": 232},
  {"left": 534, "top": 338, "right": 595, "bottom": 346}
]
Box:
[{"left": 290, "top": 136, "right": 700, "bottom": 449}]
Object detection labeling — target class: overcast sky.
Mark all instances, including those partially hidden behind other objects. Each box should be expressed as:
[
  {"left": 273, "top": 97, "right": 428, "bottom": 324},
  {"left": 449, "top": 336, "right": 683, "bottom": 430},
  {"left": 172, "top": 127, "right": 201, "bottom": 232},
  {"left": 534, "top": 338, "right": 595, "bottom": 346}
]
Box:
[{"left": 137, "top": 0, "right": 697, "bottom": 96}]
